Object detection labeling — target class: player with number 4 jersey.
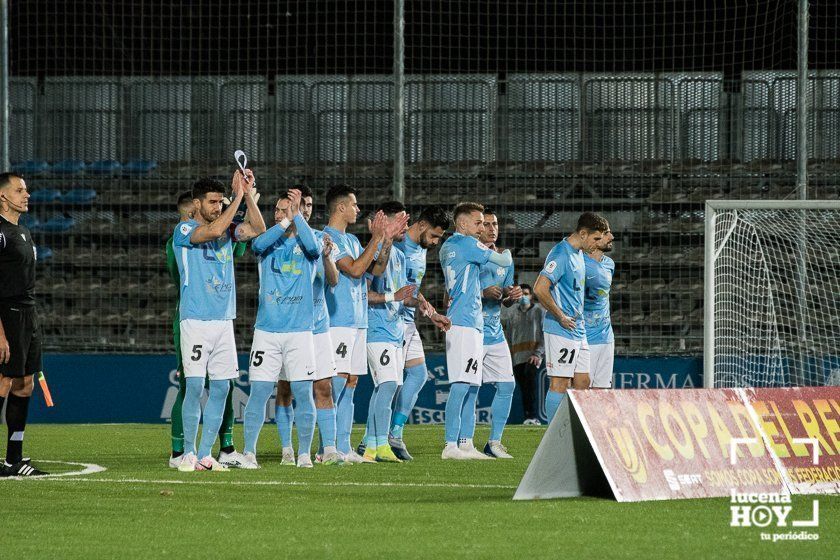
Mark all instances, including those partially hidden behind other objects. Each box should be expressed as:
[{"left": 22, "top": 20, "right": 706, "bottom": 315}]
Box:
[{"left": 439, "top": 202, "right": 512, "bottom": 460}]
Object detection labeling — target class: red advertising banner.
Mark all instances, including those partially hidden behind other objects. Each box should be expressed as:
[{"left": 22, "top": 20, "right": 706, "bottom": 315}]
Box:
[
  {"left": 747, "top": 387, "right": 840, "bottom": 495},
  {"left": 561, "top": 387, "right": 839, "bottom": 502}
]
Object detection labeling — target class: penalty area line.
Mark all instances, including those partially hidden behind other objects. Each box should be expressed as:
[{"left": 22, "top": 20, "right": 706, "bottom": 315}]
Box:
[{"left": 29, "top": 477, "right": 517, "bottom": 490}]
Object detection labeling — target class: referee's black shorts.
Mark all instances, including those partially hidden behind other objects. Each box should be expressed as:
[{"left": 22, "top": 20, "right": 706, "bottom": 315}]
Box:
[{"left": 0, "top": 304, "right": 42, "bottom": 378}]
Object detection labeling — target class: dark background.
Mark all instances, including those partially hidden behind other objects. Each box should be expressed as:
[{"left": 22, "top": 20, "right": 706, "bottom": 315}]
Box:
[{"left": 8, "top": 1, "right": 838, "bottom": 77}]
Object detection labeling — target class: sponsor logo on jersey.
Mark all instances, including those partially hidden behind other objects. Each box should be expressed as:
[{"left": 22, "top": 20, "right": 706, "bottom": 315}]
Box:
[
  {"left": 545, "top": 261, "right": 557, "bottom": 274},
  {"left": 180, "top": 223, "right": 192, "bottom": 235}
]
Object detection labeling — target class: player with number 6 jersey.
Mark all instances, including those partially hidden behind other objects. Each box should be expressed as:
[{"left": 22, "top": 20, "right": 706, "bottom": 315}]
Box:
[
  {"left": 439, "top": 202, "right": 512, "bottom": 460},
  {"left": 363, "top": 201, "right": 413, "bottom": 463}
]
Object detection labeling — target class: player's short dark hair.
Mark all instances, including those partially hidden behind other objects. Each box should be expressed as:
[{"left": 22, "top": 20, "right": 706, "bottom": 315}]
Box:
[
  {"left": 192, "top": 177, "right": 225, "bottom": 200},
  {"left": 377, "top": 200, "right": 406, "bottom": 216},
  {"left": 295, "top": 184, "right": 313, "bottom": 199},
  {"left": 418, "top": 205, "right": 451, "bottom": 230},
  {"left": 326, "top": 184, "right": 357, "bottom": 214},
  {"left": 0, "top": 172, "right": 23, "bottom": 190},
  {"left": 520, "top": 283, "right": 533, "bottom": 292},
  {"left": 483, "top": 207, "right": 497, "bottom": 217},
  {"left": 177, "top": 191, "right": 193, "bottom": 208},
  {"left": 576, "top": 212, "right": 610, "bottom": 234},
  {"left": 453, "top": 202, "right": 484, "bottom": 222}
]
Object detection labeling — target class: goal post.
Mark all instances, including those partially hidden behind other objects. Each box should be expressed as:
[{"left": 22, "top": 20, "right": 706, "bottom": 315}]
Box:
[{"left": 704, "top": 199, "right": 840, "bottom": 389}]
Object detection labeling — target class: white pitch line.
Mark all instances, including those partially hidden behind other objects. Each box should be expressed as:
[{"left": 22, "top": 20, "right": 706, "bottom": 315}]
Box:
[
  {"left": 0, "top": 460, "right": 107, "bottom": 480},
  {"left": 26, "top": 476, "right": 517, "bottom": 490}
]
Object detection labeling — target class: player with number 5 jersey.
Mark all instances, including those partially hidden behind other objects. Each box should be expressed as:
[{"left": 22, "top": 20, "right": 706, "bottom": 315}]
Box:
[
  {"left": 533, "top": 212, "right": 609, "bottom": 423},
  {"left": 173, "top": 170, "right": 266, "bottom": 473},
  {"left": 439, "top": 202, "right": 512, "bottom": 460}
]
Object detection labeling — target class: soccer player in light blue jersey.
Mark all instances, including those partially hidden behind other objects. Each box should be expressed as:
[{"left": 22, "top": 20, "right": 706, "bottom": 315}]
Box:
[
  {"left": 242, "top": 188, "right": 323, "bottom": 468},
  {"left": 323, "top": 185, "right": 390, "bottom": 463},
  {"left": 362, "top": 201, "right": 417, "bottom": 463},
  {"left": 387, "top": 205, "right": 451, "bottom": 461},
  {"left": 477, "top": 209, "right": 522, "bottom": 459},
  {"left": 584, "top": 221, "right": 615, "bottom": 389},
  {"left": 439, "top": 202, "right": 512, "bottom": 460},
  {"left": 175, "top": 170, "right": 266, "bottom": 472},
  {"left": 533, "top": 212, "right": 609, "bottom": 422}
]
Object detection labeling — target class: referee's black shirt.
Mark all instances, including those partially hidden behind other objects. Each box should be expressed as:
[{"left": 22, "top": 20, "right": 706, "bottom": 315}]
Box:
[{"left": 0, "top": 214, "right": 36, "bottom": 307}]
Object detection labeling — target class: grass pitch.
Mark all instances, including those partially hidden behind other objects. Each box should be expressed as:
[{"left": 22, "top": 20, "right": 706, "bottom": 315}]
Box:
[{"left": 2, "top": 424, "right": 836, "bottom": 559}]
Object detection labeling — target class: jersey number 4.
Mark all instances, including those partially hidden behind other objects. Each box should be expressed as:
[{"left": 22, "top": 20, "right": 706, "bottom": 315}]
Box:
[{"left": 336, "top": 343, "right": 348, "bottom": 359}]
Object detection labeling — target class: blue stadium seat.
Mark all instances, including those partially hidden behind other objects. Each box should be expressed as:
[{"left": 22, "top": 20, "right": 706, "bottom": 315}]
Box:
[
  {"left": 123, "top": 160, "right": 158, "bottom": 174},
  {"left": 39, "top": 216, "right": 75, "bottom": 233},
  {"left": 51, "top": 159, "right": 86, "bottom": 175},
  {"left": 36, "top": 246, "right": 54, "bottom": 262},
  {"left": 61, "top": 189, "right": 98, "bottom": 204},
  {"left": 11, "top": 160, "right": 50, "bottom": 175},
  {"left": 20, "top": 214, "right": 41, "bottom": 230},
  {"left": 29, "top": 189, "right": 63, "bottom": 203},
  {"left": 86, "top": 160, "right": 122, "bottom": 175}
]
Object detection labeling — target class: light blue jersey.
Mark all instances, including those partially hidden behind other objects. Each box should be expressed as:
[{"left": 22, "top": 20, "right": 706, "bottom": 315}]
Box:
[
  {"left": 173, "top": 220, "right": 236, "bottom": 321},
  {"left": 312, "top": 229, "right": 330, "bottom": 335},
  {"left": 368, "top": 245, "right": 408, "bottom": 345},
  {"left": 584, "top": 253, "right": 615, "bottom": 345},
  {"left": 324, "top": 226, "right": 368, "bottom": 329},
  {"left": 252, "top": 215, "right": 322, "bottom": 333},
  {"left": 540, "top": 239, "right": 586, "bottom": 341},
  {"left": 480, "top": 257, "right": 514, "bottom": 346},
  {"left": 395, "top": 235, "right": 426, "bottom": 324},
  {"left": 440, "top": 233, "right": 494, "bottom": 332}
]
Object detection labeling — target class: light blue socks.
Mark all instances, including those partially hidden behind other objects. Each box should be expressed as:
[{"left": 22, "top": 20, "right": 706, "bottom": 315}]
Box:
[
  {"left": 444, "top": 382, "right": 470, "bottom": 444},
  {"left": 243, "top": 381, "right": 274, "bottom": 454},
  {"left": 182, "top": 377, "right": 204, "bottom": 455},
  {"left": 390, "top": 363, "right": 428, "bottom": 438},
  {"left": 545, "top": 390, "right": 565, "bottom": 422},
  {"left": 489, "top": 382, "right": 515, "bottom": 441},
  {"left": 316, "top": 407, "right": 337, "bottom": 451},
  {"left": 196, "top": 379, "right": 231, "bottom": 459},
  {"left": 334, "top": 377, "right": 355, "bottom": 455},
  {"left": 291, "top": 380, "right": 316, "bottom": 457},
  {"left": 373, "top": 381, "right": 397, "bottom": 447},
  {"left": 276, "top": 404, "right": 294, "bottom": 449},
  {"left": 458, "top": 385, "right": 479, "bottom": 441}
]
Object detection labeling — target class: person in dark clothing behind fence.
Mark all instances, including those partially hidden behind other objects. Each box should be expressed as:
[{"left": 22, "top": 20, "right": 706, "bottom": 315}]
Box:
[{"left": 501, "top": 283, "right": 545, "bottom": 425}]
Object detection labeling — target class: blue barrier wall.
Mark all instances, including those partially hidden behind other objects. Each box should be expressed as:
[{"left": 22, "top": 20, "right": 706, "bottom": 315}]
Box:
[{"left": 24, "top": 353, "right": 702, "bottom": 424}]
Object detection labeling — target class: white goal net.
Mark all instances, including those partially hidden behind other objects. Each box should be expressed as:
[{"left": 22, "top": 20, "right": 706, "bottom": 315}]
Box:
[{"left": 705, "top": 200, "right": 840, "bottom": 388}]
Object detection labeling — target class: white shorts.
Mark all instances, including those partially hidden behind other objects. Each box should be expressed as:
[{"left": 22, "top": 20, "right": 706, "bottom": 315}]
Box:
[
  {"left": 367, "top": 342, "right": 405, "bottom": 386},
  {"left": 313, "top": 331, "right": 337, "bottom": 381},
  {"left": 445, "top": 325, "right": 483, "bottom": 386},
  {"left": 402, "top": 321, "right": 426, "bottom": 363},
  {"left": 248, "top": 329, "right": 317, "bottom": 383},
  {"left": 545, "top": 334, "right": 591, "bottom": 378},
  {"left": 180, "top": 319, "right": 239, "bottom": 380},
  {"left": 589, "top": 342, "right": 615, "bottom": 388},
  {"left": 329, "top": 327, "right": 368, "bottom": 376},
  {"left": 482, "top": 341, "right": 514, "bottom": 383}
]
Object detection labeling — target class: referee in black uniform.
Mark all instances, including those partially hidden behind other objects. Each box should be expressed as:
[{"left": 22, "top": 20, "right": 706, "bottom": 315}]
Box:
[{"left": 0, "top": 173, "right": 47, "bottom": 476}]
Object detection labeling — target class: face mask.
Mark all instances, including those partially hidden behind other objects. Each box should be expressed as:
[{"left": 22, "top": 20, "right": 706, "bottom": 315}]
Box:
[{"left": 519, "top": 296, "right": 530, "bottom": 308}]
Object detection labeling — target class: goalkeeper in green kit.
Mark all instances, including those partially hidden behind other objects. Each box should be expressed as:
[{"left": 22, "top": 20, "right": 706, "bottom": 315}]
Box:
[{"left": 165, "top": 189, "right": 256, "bottom": 468}]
